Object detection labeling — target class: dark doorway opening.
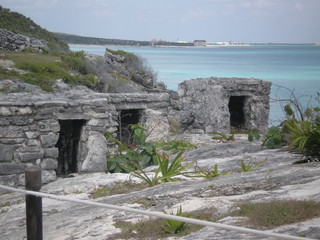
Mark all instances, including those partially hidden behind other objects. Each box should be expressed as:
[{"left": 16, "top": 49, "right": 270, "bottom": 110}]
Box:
[
  {"left": 118, "top": 109, "right": 141, "bottom": 144},
  {"left": 55, "top": 120, "right": 86, "bottom": 176},
  {"left": 228, "top": 96, "right": 246, "bottom": 130}
]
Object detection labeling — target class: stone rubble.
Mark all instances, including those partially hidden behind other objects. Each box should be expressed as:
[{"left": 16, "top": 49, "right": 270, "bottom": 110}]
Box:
[{"left": 0, "top": 29, "right": 49, "bottom": 52}]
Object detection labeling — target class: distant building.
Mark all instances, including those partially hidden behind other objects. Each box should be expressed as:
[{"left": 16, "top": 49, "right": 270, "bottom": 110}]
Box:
[{"left": 193, "top": 40, "right": 206, "bottom": 47}]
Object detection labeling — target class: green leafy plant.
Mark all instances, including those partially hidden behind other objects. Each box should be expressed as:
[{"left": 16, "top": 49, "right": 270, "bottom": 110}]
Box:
[
  {"left": 162, "top": 206, "right": 187, "bottom": 234},
  {"left": 239, "top": 157, "right": 266, "bottom": 173},
  {"left": 105, "top": 124, "right": 157, "bottom": 173},
  {"left": 156, "top": 139, "right": 197, "bottom": 154},
  {"left": 195, "top": 164, "right": 230, "bottom": 178},
  {"left": 212, "top": 132, "right": 235, "bottom": 141},
  {"left": 285, "top": 118, "right": 320, "bottom": 160},
  {"left": 132, "top": 150, "right": 193, "bottom": 186},
  {"left": 262, "top": 126, "right": 287, "bottom": 149},
  {"left": 248, "top": 129, "right": 260, "bottom": 142}
]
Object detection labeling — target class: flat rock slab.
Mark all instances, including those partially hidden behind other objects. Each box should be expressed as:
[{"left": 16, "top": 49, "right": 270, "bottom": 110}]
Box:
[{"left": 0, "top": 140, "right": 319, "bottom": 240}]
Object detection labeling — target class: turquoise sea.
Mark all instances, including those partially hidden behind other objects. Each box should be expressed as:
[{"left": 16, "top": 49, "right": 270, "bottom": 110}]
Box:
[{"left": 70, "top": 44, "right": 320, "bottom": 125}]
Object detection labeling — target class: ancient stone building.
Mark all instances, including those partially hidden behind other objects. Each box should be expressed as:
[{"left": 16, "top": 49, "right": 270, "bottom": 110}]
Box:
[
  {"left": 179, "top": 77, "right": 271, "bottom": 134},
  {"left": 0, "top": 90, "right": 169, "bottom": 186}
]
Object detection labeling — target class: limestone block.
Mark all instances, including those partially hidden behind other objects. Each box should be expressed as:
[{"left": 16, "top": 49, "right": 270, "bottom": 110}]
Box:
[
  {"left": 0, "top": 126, "right": 26, "bottom": 138},
  {"left": 44, "top": 148, "right": 59, "bottom": 158},
  {"left": 40, "top": 158, "right": 58, "bottom": 170},
  {"left": 0, "top": 174, "right": 18, "bottom": 190},
  {"left": 41, "top": 170, "right": 56, "bottom": 184},
  {"left": 0, "top": 163, "right": 27, "bottom": 175},
  {"left": 25, "top": 139, "right": 40, "bottom": 147},
  {"left": 14, "top": 146, "right": 44, "bottom": 162},
  {"left": 40, "top": 133, "right": 59, "bottom": 148},
  {"left": 38, "top": 120, "right": 60, "bottom": 132},
  {"left": 87, "top": 119, "right": 107, "bottom": 127},
  {"left": 15, "top": 151, "right": 43, "bottom": 163},
  {"left": 0, "top": 144, "right": 15, "bottom": 161},
  {"left": 81, "top": 133, "right": 107, "bottom": 172},
  {"left": 25, "top": 131, "right": 40, "bottom": 139},
  {"left": 0, "top": 138, "right": 24, "bottom": 144},
  {"left": 0, "top": 107, "right": 11, "bottom": 116}
]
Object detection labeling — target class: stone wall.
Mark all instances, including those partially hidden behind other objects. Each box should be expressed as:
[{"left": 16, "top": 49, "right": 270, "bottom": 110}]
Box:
[
  {"left": 0, "top": 29, "right": 48, "bottom": 52},
  {"left": 179, "top": 77, "right": 271, "bottom": 134},
  {"left": 0, "top": 91, "right": 170, "bottom": 187}
]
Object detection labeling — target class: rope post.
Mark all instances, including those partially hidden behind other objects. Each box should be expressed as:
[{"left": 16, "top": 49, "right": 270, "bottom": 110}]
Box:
[{"left": 25, "top": 166, "right": 43, "bottom": 240}]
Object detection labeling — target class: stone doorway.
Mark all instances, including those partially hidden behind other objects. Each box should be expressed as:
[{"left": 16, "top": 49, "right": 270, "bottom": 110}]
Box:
[
  {"left": 228, "top": 96, "right": 246, "bottom": 130},
  {"left": 118, "top": 109, "right": 141, "bottom": 144},
  {"left": 55, "top": 120, "right": 86, "bottom": 176}
]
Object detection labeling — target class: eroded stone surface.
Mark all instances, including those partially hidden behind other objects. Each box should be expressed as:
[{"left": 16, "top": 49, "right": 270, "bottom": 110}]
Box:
[{"left": 0, "top": 141, "right": 319, "bottom": 240}]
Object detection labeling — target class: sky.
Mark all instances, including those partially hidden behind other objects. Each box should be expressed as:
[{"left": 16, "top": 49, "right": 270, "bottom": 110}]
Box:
[{"left": 2, "top": 0, "right": 320, "bottom": 43}]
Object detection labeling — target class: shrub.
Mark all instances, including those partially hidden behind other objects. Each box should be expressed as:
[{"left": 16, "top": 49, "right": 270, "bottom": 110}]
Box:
[
  {"left": 285, "top": 118, "right": 320, "bottom": 160},
  {"left": 262, "top": 126, "right": 287, "bottom": 149},
  {"left": 105, "top": 124, "right": 157, "bottom": 173}
]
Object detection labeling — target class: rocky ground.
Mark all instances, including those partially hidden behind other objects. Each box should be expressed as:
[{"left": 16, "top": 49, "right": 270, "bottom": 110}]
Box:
[{"left": 0, "top": 136, "right": 320, "bottom": 240}]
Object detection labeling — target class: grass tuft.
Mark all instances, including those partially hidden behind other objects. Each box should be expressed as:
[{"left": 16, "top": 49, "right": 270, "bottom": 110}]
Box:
[
  {"left": 234, "top": 200, "right": 320, "bottom": 228},
  {"left": 90, "top": 181, "right": 148, "bottom": 199}
]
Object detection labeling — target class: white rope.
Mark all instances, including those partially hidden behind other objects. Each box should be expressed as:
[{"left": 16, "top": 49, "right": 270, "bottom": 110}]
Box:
[{"left": 0, "top": 184, "right": 314, "bottom": 240}]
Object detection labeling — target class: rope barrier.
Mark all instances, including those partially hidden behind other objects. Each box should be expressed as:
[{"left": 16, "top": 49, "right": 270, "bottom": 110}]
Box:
[{"left": 0, "top": 184, "right": 314, "bottom": 240}]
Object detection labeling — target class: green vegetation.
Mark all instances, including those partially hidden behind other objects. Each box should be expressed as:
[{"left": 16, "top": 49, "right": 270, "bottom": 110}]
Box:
[
  {"left": 264, "top": 90, "right": 320, "bottom": 162},
  {"left": 155, "top": 139, "right": 197, "bottom": 154},
  {"left": 248, "top": 129, "right": 260, "bottom": 141},
  {"left": 162, "top": 206, "right": 187, "bottom": 234},
  {"left": 212, "top": 132, "right": 235, "bottom": 141},
  {"left": 109, "top": 208, "right": 216, "bottom": 240},
  {"left": 234, "top": 200, "right": 320, "bottom": 228},
  {"left": 133, "top": 150, "right": 193, "bottom": 186},
  {"left": 262, "top": 126, "right": 287, "bottom": 149},
  {"left": 285, "top": 106, "right": 320, "bottom": 161},
  {"left": 0, "top": 50, "right": 97, "bottom": 92},
  {"left": 55, "top": 32, "right": 194, "bottom": 47},
  {"left": 0, "top": 6, "right": 69, "bottom": 52},
  {"left": 194, "top": 164, "right": 231, "bottom": 178},
  {"left": 239, "top": 158, "right": 266, "bottom": 173},
  {"left": 90, "top": 181, "right": 148, "bottom": 199},
  {"left": 105, "top": 124, "right": 157, "bottom": 173}
]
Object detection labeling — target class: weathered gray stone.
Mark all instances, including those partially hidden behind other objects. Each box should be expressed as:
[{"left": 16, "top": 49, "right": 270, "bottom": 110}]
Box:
[
  {"left": 81, "top": 133, "right": 107, "bottom": 172},
  {"left": 44, "top": 148, "right": 59, "bottom": 158},
  {"left": 0, "top": 29, "right": 48, "bottom": 52},
  {"left": 0, "top": 174, "right": 18, "bottom": 190},
  {"left": 14, "top": 146, "right": 44, "bottom": 162},
  {"left": 0, "top": 163, "right": 27, "bottom": 174},
  {"left": 25, "top": 131, "right": 40, "bottom": 139},
  {"left": 41, "top": 170, "right": 56, "bottom": 184},
  {"left": 0, "top": 144, "right": 15, "bottom": 161},
  {"left": 179, "top": 77, "right": 271, "bottom": 134},
  {"left": 40, "top": 133, "right": 59, "bottom": 148},
  {"left": 25, "top": 139, "right": 40, "bottom": 146},
  {"left": 40, "top": 158, "right": 58, "bottom": 170}
]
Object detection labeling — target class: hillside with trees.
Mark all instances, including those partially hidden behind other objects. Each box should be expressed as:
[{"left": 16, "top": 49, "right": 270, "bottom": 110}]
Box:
[{"left": 0, "top": 5, "right": 69, "bottom": 52}]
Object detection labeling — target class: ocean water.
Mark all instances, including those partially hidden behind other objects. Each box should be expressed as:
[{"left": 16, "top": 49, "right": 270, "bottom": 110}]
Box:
[{"left": 70, "top": 44, "right": 320, "bottom": 125}]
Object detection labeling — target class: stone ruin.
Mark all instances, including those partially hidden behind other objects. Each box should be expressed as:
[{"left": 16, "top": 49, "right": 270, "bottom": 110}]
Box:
[
  {"left": 178, "top": 77, "right": 271, "bottom": 134},
  {"left": 0, "top": 29, "right": 49, "bottom": 53},
  {"left": 0, "top": 77, "right": 271, "bottom": 186},
  {"left": 0, "top": 90, "right": 170, "bottom": 187}
]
